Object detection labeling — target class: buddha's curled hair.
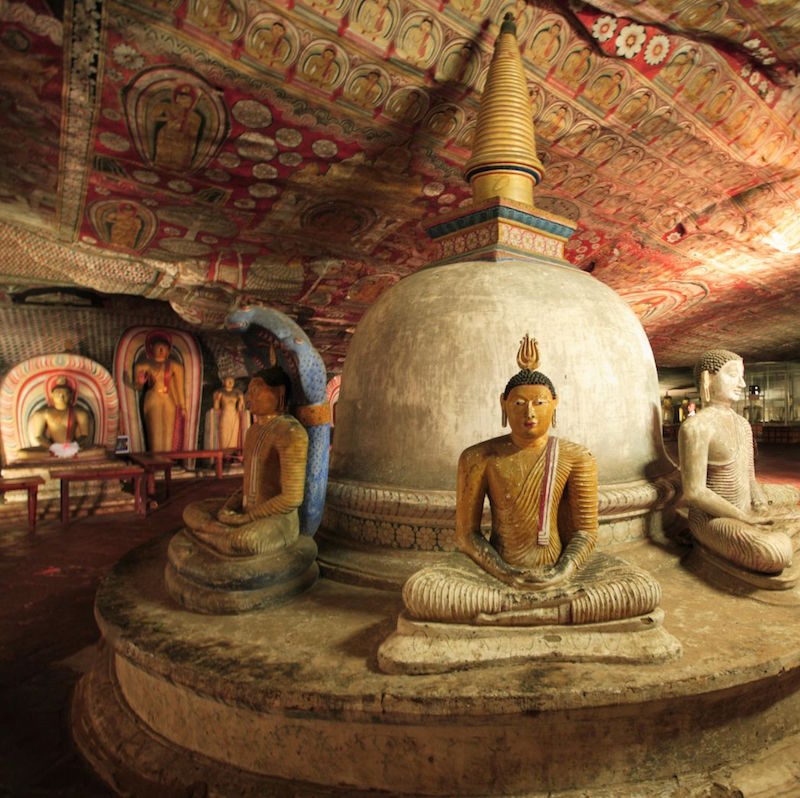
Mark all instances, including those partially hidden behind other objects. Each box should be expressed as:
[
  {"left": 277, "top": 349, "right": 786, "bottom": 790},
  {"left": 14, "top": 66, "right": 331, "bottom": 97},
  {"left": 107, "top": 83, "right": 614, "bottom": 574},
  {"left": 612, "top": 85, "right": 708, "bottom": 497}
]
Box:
[
  {"left": 693, "top": 349, "right": 741, "bottom": 389},
  {"left": 503, "top": 369, "right": 557, "bottom": 399}
]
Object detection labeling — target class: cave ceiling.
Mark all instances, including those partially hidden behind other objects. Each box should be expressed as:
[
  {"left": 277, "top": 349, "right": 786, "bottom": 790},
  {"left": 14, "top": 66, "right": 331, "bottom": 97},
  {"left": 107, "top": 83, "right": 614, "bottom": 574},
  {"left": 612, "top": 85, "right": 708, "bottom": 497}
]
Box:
[{"left": 1, "top": 0, "right": 799, "bottom": 369}]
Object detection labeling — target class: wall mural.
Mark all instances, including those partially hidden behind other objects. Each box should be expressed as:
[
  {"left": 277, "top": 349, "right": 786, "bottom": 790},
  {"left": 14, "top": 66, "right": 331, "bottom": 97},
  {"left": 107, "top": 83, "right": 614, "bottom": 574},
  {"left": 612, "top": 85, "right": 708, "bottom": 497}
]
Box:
[{"left": 0, "top": 0, "right": 799, "bottom": 368}]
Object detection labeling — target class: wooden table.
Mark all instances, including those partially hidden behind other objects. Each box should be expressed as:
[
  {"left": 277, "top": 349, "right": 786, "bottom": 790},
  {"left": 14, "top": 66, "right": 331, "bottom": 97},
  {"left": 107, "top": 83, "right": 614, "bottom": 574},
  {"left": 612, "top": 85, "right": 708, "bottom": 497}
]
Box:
[
  {"left": 0, "top": 476, "right": 45, "bottom": 531},
  {"left": 49, "top": 466, "right": 145, "bottom": 523},
  {"left": 151, "top": 449, "right": 228, "bottom": 479},
  {"left": 128, "top": 453, "right": 173, "bottom": 500}
]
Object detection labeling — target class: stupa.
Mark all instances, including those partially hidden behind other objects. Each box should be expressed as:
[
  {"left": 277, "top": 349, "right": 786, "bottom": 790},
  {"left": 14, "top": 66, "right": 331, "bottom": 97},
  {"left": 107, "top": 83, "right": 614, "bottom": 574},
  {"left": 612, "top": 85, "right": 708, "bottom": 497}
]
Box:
[
  {"left": 318, "top": 14, "right": 678, "bottom": 588},
  {"left": 72, "top": 16, "right": 800, "bottom": 798}
]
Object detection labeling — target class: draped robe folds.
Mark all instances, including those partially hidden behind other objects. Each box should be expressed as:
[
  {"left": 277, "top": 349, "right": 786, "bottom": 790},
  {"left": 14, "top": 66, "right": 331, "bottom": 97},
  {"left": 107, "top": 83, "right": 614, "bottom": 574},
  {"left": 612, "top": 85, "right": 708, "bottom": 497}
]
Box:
[
  {"left": 403, "top": 436, "right": 661, "bottom": 625},
  {"left": 486, "top": 437, "right": 589, "bottom": 569},
  {"left": 34, "top": 406, "right": 76, "bottom": 445}
]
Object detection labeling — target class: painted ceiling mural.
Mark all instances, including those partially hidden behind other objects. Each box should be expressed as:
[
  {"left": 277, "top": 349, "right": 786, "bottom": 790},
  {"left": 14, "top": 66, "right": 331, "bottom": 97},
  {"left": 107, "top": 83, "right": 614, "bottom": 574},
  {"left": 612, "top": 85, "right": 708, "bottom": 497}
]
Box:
[{"left": 0, "top": 0, "right": 799, "bottom": 368}]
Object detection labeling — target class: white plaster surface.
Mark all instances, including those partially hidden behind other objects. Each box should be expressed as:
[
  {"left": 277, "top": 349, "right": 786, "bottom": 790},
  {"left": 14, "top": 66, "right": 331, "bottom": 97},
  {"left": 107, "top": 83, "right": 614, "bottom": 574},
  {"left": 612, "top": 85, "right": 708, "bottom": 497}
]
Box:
[{"left": 331, "top": 259, "right": 671, "bottom": 490}]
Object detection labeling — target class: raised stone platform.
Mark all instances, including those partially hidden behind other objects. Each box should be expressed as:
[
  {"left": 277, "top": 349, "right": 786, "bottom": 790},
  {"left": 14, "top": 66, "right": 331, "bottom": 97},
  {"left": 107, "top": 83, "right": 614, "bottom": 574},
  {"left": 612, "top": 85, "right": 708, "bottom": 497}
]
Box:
[{"left": 73, "top": 534, "right": 800, "bottom": 797}]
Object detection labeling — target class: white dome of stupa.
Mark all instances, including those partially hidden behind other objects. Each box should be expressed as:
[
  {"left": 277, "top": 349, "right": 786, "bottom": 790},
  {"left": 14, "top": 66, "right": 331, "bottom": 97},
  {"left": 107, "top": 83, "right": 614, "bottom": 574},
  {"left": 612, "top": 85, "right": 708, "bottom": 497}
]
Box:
[{"left": 317, "top": 15, "right": 678, "bottom": 587}]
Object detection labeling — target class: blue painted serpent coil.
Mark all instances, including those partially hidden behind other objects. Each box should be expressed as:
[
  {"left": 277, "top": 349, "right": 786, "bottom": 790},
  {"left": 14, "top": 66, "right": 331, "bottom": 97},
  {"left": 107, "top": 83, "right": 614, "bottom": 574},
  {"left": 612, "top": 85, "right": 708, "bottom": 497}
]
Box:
[{"left": 226, "top": 306, "right": 330, "bottom": 537}]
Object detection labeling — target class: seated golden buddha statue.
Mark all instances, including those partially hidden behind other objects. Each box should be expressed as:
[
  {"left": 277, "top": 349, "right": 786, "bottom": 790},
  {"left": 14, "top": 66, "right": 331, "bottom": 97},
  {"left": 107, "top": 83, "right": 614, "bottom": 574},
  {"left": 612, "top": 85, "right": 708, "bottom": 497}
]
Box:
[
  {"left": 165, "top": 366, "right": 318, "bottom": 613},
  {"left": 19, "top": 375, "right": 105, "bottom": 460},
  {"left": 679, "top": 349, "right": 800, "bottom": 587},
  {"left": 379, "top": 337, "right": 679, "bottom": 673}
]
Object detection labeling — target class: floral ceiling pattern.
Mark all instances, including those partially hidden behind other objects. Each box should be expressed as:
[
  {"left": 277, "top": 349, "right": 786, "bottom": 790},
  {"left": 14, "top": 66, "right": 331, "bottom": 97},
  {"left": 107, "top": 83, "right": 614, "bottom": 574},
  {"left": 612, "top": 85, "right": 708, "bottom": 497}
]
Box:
[{"left": 0, "top": 0, "right": 799, "bottom": 368}]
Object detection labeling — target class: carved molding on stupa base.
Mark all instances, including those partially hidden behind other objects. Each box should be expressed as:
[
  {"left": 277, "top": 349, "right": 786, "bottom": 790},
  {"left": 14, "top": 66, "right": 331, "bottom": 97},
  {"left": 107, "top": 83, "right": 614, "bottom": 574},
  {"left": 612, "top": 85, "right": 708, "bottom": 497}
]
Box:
[
  {"left": 322, "top": 472, "right": 680, "bottom": 555},
  {"left": 378, "top": 608, "right": 682, "bottom": 675}
]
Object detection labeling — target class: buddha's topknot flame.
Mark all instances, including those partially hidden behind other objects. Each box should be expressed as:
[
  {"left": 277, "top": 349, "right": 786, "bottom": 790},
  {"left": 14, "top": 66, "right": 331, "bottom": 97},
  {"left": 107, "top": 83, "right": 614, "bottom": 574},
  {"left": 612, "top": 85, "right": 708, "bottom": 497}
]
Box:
[{"left": 516, "top": 334, "right": 540, "bottom": 371}]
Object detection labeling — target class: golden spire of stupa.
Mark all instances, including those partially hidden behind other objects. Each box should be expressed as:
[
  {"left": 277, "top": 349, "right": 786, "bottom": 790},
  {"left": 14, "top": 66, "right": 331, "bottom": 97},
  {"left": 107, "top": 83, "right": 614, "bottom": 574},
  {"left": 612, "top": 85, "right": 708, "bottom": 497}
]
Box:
[{"left": 464, "top": 13, "right": 544, "bottom": 208}]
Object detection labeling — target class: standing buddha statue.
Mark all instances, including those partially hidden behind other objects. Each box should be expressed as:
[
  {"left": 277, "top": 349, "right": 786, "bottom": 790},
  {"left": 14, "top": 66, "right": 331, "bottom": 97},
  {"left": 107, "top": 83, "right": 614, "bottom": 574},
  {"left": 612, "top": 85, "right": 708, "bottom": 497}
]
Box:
[
  {"left": 213, "top": 375, "right": 246, "bottom": 451},
  {"left": 134, "top": 331, "right": 186, "bottom": 452}
]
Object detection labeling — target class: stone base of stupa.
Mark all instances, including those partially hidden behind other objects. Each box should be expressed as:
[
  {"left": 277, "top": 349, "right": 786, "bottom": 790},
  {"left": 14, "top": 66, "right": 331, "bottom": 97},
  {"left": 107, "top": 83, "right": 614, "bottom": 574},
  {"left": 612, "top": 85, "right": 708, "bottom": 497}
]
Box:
[{"left": 73, "top": 533, "right": 800, "bottom": 797}]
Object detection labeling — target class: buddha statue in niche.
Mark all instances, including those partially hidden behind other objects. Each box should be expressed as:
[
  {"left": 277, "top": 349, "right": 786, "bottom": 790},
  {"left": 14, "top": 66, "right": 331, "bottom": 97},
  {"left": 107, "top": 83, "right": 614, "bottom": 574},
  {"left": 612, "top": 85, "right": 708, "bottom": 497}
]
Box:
[
  {"left": 183, "top": 366, "right": 308, "bottom": 556},
  {"left": 679, "top": 349, "right": 800, "bottom": 578},
  {"left": 19, "top": 375, "right": 104, "bottom": 460},
  {"left": 399, "top": 336, "right": 662, "bottom": 626},
  {"left": 134, "top": 331, "right": 186, "bottom": 452},
  {"left": 213, "top": 375, "right": 245, "bottom": 450}
]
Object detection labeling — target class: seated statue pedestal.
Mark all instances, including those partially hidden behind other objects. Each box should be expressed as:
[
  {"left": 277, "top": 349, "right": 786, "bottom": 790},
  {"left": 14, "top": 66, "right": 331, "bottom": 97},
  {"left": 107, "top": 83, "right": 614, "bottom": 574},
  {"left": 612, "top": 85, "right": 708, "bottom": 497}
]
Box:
[
  {"left": 380, "top": 608, "right": 677, "bottom": 675},
  {"left": 378, "top": 552, "right": 681, "bottom": 674},
  {"left": 685, "top": 543, "right": 800, "bottom": 606},
  {"left": 72, "top": 535, "right": 800, "bottom": 798},
  {"left": 165, "top": 498, "right": 319, "bottom": 615}
]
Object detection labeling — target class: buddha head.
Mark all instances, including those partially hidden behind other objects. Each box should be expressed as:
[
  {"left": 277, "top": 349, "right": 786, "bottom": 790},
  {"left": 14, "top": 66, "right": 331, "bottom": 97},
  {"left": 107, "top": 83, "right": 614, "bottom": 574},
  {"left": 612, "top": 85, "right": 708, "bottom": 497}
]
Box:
[
  {"left": 145, "top": 331, "right": 173, "bottom": 362},
  {"left": 173, "top": 83, "right": 196, "bottom": 109},
  {"left": 46, "top": 374, "right": 78, "bottom": 411},
  {"left": 500, "top": 335, "right": 558, "bottom": 444},
  {"left": 694, "top": 349, "right": 745, "bottom": 405},
  {"left": 222, "top": 375, "right": 236, "bottom": 392},
  {"left": 246, "top": 366, "right": 291, "bottom": 417}
]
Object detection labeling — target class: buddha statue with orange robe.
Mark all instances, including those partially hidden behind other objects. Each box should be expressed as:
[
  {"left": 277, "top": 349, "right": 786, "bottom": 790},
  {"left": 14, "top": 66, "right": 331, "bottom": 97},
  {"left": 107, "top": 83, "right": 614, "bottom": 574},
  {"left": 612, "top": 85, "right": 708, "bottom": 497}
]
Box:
[
  {"left": 166, "top": 366, "right": 318, "bottom": 613},
  {"left": 378, "top": 337, "right": 677, "bottom": 673},
  {"left": 401, "top": 336, "right": 661, "bottom": 626}
]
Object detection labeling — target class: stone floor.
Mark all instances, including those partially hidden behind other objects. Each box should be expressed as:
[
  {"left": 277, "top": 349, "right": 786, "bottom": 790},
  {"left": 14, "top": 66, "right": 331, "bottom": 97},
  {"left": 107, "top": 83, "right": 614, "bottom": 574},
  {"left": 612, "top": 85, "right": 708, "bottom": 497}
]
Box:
[
  {"left": 0, "top": 445, "right": 798, "bottom": 798},
  {"left": 0, "top": 476, "right": 235, "bottom": 798}
]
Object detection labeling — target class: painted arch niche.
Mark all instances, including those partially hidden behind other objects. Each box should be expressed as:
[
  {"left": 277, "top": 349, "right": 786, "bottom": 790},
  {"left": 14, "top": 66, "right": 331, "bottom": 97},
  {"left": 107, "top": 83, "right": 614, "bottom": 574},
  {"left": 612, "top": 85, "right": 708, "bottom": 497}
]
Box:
[
  {"left": 114, "top": 326, "right": 203, "bottom": 454},
  {"left": 0, "top": 354, "right": 119, "bottom": 465},
  {"left": 123, "top": 67, "right": 230, "bottom": 174}
]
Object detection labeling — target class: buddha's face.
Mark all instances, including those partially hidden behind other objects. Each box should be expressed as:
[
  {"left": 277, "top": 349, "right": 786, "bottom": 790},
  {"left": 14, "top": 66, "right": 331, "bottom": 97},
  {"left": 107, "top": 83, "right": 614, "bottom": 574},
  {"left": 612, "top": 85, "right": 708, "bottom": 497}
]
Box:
[
  {"left": 246, "top": 377, "right": 284, "bottom": 416},
  {"left": 174, "top": 87, "right": 194, "bottom": 108},
  {"left": 709, "top": 358, "right": 745, "bottom": 403},
  {"left": 503, "top": 383, "right": 557, "bottom": 444},
  {"left": 51, "top": 386, "right": 73, "bottom": 411},
  {"left": 151, "top": 341, "right": 170, "bottom": 361},
  {"left": 223, "top": 376, "right": 235, "bottom": 391}
]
